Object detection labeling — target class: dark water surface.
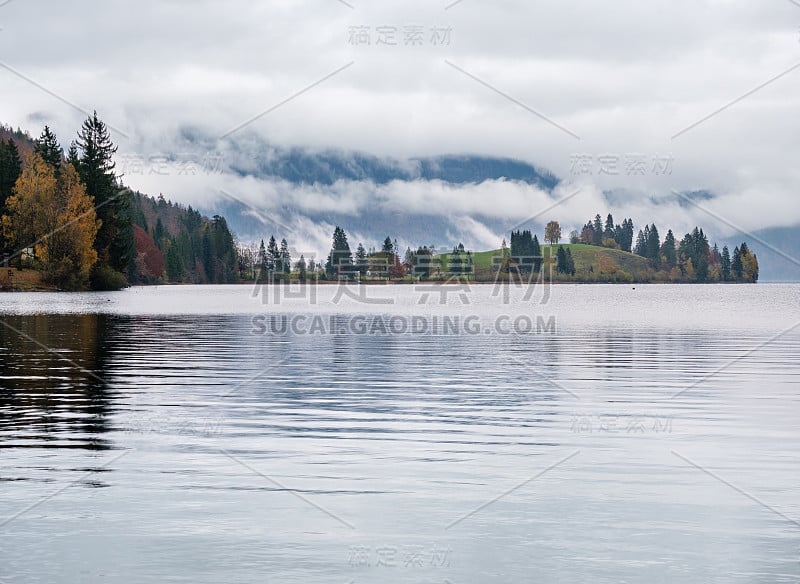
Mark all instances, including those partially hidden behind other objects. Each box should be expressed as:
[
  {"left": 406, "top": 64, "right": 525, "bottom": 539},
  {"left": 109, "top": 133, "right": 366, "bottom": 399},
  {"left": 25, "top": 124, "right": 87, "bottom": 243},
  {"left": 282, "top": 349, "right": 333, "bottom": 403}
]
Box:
[{"left": 1, "top": 284, "right": 799, "bottom": 583}]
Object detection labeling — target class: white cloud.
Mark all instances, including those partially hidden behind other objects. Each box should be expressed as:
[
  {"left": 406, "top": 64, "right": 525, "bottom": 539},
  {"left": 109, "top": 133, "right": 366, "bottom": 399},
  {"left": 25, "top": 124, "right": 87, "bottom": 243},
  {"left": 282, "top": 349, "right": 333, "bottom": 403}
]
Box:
[{"left": 1, "top": 0, "right": 798, "bottom": 251}]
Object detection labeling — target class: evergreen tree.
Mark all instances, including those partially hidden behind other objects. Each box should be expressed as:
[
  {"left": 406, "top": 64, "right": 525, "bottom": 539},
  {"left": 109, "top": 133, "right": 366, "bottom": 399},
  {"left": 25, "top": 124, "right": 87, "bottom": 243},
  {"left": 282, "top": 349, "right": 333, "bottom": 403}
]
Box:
[
  {"left": 662, "top": 229, "right": 677, "bottom": 268},
  {"left": 279, "top": 238, "right": 291, "bottom": 275},
  {"left": 382, "top": 236, "right": 394, "bottom": 254},
  {"left": 66, "top": 141, "right": 80, "bottom": 168},
  {"left": 618, "top": 218, "right": 634, "bottom": 252},
  {"left": 646, "top": 224, "right": 661, "bottom": 268},
  {"left": 0, "top": 139, "right": 22, "bottom": 235},
  {"left": 201, "top": 230, "right": 213, "bottom": 280},
  {"left": 412, "top": 246, "right": 434, "bottom": 279},
  {"left": 76, "top": 111, "right": 132, "bottom": 282},
  {"left": 531, "top": 234, "right": 543, "bottom": 272},
  {"left": 604, "top": 213, "right": 615, "bottom": 240},
  {"left": 266, "top": 236, "right": 279, "bottom": 272},
  {"left": 355, "top": 242, "right": 368, "bottom": 276},
  {"left": 449, "top": 243, "right": 465, "bottom": 276},
  {"left": 153, "top": 217, "right": 166, "bottom": 248},
  {"left": 165, "top": 241, "right": 184, "bottom": 282},
  {"left": 592, "top": 214, "right": 603, "bottom": 245},
  {"left": 565, "top": 248, "right": 576, "bottom": 275},
  {"left": 257, "top": 239, "right": 267, "bottom": 275},
  {"left": 721, "top": 245, "right": 731, "bottom": 281},
  {"left": 326, "top": 226, "right": 353, "bottom": 278},
  {"left": 634, "top": 229, "right": 647, "bottom": 256},
  {"left": 691, "top": 227, "right": 710, "bottom": 282},
  {"left": 613, "top": 223, "right": 623, "bottom": 247},
  {"left": 297, "top": 255, "right": 307, "bottom": 280},
  {"left": 731, "top": 245, "right": 743, "bottom": 281},
  {"left": 556, "top": 245, "right": 568, "bottom": 274},
  {"left": 510, "top": 229, "right": 542, "bottom": 272},
  {"left": 203, "top": 215, "right": 238, "bottom": 283},
  {"left": 34, "top": 126, "right": 63, "bottom": 173},
  {"left": 465, "top": 250, "right": 474, "bottom": 278}
]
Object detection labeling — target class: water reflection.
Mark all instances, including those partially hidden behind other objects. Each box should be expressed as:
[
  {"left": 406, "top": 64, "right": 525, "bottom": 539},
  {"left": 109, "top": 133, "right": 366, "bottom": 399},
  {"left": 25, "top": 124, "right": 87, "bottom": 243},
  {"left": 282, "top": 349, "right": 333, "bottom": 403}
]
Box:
[
  {"left": 0, "top": 292, "right": 798, "bottom": 584},
  {"left": 0, "top": 314, "right": 117, "bottom": 450}
]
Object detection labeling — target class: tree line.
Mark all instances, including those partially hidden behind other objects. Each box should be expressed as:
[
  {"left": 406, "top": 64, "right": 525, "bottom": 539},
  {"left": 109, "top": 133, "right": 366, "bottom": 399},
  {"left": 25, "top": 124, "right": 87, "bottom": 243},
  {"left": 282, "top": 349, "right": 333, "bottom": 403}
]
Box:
[
  {"left": 522, "top": 212, "right": 759, "bottom": 283},
  {"left": 0, "top": 115, "right": 131, "bottom": 289},
  {"left": 236, "top": 227, "right": 476, "bottom": 282},
  {"left": 0, "top": 119, "right": 240, "bottom": 289},
  {"left": 131, "top": 193, "right": 239, "bottom": 285}
]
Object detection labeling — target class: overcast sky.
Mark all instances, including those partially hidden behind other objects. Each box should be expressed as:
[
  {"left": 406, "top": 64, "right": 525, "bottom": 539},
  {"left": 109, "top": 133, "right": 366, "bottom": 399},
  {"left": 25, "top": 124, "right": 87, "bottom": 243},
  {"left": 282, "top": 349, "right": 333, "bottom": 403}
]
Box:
[{"left": 2, "top": 0, "right": 799, "bottom": 249}]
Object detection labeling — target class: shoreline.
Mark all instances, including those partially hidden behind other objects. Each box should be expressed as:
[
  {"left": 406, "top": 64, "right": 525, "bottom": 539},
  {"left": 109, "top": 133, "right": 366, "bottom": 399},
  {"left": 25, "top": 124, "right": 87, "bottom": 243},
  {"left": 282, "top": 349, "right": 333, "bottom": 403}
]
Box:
[{"left": 0, "top": 279, "right": 766, "bottom": 292}]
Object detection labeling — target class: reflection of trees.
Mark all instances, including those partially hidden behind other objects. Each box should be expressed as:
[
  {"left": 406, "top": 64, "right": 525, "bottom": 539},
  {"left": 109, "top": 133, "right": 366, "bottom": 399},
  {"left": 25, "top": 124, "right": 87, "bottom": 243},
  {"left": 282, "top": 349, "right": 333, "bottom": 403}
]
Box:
[{"left": 0, "top": 314, "right": 117, "bottom": 451}]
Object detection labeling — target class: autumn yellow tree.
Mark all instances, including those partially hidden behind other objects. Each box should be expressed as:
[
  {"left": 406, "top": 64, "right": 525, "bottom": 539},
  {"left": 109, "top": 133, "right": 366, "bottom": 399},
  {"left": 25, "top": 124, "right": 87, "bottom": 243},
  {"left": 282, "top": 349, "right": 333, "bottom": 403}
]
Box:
[
  {"left": 3, "top": 153, "right": 100, "bottom": 289},
  {"left": 544, "top": 220, "right": 561, "bottom": 246},
  {"left": 741, "top": 248, "right": 759, "bottom": 283}
]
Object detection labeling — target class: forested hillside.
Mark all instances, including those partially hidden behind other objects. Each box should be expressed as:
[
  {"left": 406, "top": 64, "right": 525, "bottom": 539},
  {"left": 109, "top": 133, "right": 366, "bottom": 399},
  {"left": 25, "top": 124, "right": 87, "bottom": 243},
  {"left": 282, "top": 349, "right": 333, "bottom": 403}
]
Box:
[
  {"left": 0, "top": 121, "right": 238, "bottom": 289},
  {"left": 130, "top": 193, "right": 238, "bottom": 284}
]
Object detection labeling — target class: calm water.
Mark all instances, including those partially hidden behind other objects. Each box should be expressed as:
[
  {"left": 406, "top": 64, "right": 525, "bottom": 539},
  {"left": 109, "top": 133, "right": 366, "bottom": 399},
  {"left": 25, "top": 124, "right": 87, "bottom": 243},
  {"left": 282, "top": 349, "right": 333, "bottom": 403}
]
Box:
[{"left": 1, "top": 284, "right": 799, "bottom": 583}]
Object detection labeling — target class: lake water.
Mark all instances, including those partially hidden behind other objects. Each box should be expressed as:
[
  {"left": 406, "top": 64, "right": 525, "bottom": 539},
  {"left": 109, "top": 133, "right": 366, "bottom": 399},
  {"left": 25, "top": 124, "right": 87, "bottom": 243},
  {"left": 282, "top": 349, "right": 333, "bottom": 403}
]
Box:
[{"left": 1, "top": 284, "right": 799, "bottom": 583}]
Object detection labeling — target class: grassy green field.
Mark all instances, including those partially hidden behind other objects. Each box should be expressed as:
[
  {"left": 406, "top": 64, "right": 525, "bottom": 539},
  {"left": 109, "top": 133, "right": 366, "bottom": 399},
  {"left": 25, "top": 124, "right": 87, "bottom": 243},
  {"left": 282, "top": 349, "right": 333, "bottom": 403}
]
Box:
[{"left": 436, "top": 243, "right": 654, "bottom": 282}]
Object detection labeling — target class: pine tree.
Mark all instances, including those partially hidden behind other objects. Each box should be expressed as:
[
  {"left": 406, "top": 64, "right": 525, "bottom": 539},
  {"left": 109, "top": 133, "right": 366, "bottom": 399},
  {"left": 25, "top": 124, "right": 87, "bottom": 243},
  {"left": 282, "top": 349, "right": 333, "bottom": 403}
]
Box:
[
  {"left": 279, "top": 238, "right": 291, "bottom": 275},
  {"left": 266, "top": 236, "right": 279, "bottom": 272},
  {"left": 646, "top": 224, "right": 661, "bottom": 269},
  {"left": 662, "top": 229, "right": 677, "bottom": 268},
  {"left": 618, "top": 218, "right": 634, "bottom": 252},
  {"left": 531, "top": 234, "right": 542, "bottom": 272},
  {"left": 412, "top": 246, "right": 433, "bottom": 279},
  {"left": 0, "top": 139, "right": 23, "bottom": 239},
  {"left": 297, "top": 255, "right": 307, "bottom": 280},
  {"left": 732, "top": 245, "right": 743, "bottom": 281},
  {"left": 556, "top": 245, "right": 568, "bottom": 274},
  {"left": 690, "top": 227, "right": 710, "bottom": 282},
  {"left": 355, "top": 243, "right": 368, "bottom": 276},
  {"left": 34, "top": 126, "right": 63, "bottom": 173},
  {"left": 205, "top": 215, "right": 238, "bottom": 283},
  {"left": 592, "top": 214, "right": 603, "bottom": 245},
  {"left": 165, "top": 242, "right": 184, "bottom": 282},
  {"left": 721, "top": 245, "right": 731, "bottom": 282},
  {"left": 327, "top": 226, "right": 353, "bottom": 279},
  {"left": 565, "top": 248, "right": 576, "bottom": 275},
  {"left": 75, "top": 111, "right": 131, "bottom": 282},
  {"left": 604, "top": 214, "right": 615, "bottom": 240},
  {"left": 257, "top": 239, "right": 267, "bottom": 276},
  {"left": 154, "top": 217, "right": 166, "bottom": 249},
  {"left": 201, "top": 230, "right": 213, "bottom": 281},
  {"left": 1, "top": 139, "right": 22, "bottom": 197},
  {"left": 634, "top": 229, "right": 647, "bottom": 256},
  {"left": 66, "top": 141, "right": 80, "bottom": 168},
  {"left": 449, "top": 243, "right": 464, "bottom": 276}
]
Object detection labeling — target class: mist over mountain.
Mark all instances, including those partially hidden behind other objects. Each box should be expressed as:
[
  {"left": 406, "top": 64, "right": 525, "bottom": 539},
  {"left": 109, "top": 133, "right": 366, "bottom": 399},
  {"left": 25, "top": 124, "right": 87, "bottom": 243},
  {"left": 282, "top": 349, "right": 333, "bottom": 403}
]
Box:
[{"left": 173, "top": 135, "right": 798, "bottom": 282}]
